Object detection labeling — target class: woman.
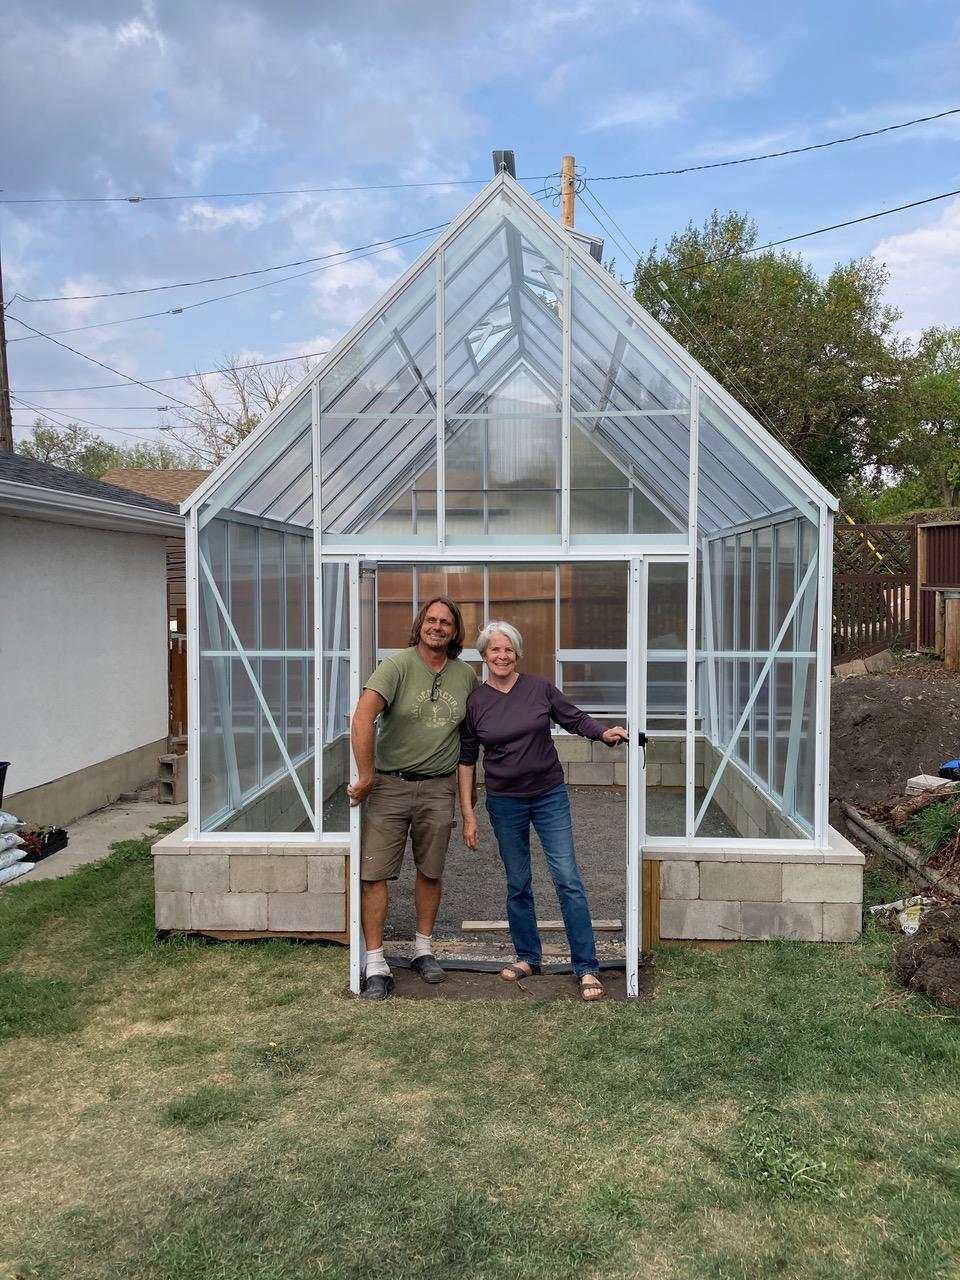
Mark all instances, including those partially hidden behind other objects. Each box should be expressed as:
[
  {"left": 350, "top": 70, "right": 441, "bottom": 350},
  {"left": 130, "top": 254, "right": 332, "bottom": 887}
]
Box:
[{"left": 458, "top": 621, "right": 628, "bottom": 1001}]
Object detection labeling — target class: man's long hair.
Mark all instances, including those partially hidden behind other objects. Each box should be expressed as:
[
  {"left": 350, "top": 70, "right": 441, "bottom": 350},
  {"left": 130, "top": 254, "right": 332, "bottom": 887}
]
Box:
[{"left": 408, "top": 596, "right": 465, "bottom": 660}]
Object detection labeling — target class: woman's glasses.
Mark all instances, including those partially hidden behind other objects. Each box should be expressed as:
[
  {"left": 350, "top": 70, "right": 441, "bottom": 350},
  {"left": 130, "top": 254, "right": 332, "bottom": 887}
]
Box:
[{"left": 430, "top": 671, "right": 442, "bottom": 702}]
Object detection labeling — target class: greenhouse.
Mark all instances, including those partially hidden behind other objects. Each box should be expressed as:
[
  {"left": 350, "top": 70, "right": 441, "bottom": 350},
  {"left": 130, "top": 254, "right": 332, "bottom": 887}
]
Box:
[{"left": 156, "top": 171, "right": 863, "bottom": 996}]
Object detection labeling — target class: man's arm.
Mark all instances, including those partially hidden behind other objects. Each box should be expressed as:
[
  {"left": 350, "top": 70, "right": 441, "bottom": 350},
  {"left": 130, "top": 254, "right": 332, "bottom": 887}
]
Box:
[{"left": 347, "top": 688, "right": 387, "bottom": 805}]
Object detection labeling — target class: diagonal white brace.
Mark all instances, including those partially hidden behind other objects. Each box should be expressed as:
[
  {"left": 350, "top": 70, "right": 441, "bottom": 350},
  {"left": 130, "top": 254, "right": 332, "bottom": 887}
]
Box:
[
  {"left": 696, "top": 553, "right": 818, "bottom": 830},
  {"left": 199, "top": 549, "right": 317, "bottom": 830}
]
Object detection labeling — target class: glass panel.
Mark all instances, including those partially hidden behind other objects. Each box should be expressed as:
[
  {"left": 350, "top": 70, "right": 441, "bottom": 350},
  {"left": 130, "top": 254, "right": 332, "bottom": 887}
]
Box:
[
  {"left": 417, "top": 567, "right": 484, "bottom": 649},
  {"left": 646, "top": 561, "right": 690, "bottom": 837},
  {"left": 319, "top": 262, "right": 436, "bottom": 414},
  {"left": 489, "top": 565, "right": 555, "bottom": 682},
  {"left": 443, "top": 190, "right": 563, "bottom": 411},
  {"left": 571, "top": 264, "right": 689, "bottom": 413},
  {"left": 318, "top": 261, "right": 437, "bottom": 542},
  {"left": 377, "top": 566, "right": 414, "bottom": 649},
  {"left": 647, "top": 563, "right": 686, "bottom": 649},
  {"left": 698, "top": 391, "right": 819, "bottom": 534},
  {"left": 234, "top": 418, "right": 313, "bottom": 525},
  {"left": 755, "top": 528, "right": 772, "bottom": 650},
  {"left": 260, "top": 531, "right": 284, "bottom": 650},
  {"left": 321, "top": 414, "right": 437, "bottom": 540},
  {"left": 203, "top": 393, "right": 313, "bottom": 527},
  {"left": 228, "top": 523, "right": 258, "bottom": 650},
  {"left": 321, "top": 560, "right": 350, "bottom": 836},
  {"left": 562, "top": 661, "right": 625, "bottom": 711},
  {"left": 571, "top": 263, "right": 690, "bottom": 541},
  {"left": 559, "top": 563, "right": 627, "bottom": 648},
  {"left": 695, "top": 386, "right": 821, "bottom": 840},
  {"left": 198, "top": 517, "right": 230, "bottom": 651},
  {"left": 199, "top": 655, "right": 228, "bottom": 826},
  {"left": 647, "top": 660, "right": 686, "bottom": 726},
  {"left": 775, "top": 521, "right": 797, "bottom": 649}
]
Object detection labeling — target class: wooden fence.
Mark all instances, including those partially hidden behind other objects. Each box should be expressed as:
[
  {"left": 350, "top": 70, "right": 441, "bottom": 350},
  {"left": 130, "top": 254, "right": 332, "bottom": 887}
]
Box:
[{"left": 832, "top": 522, "right": 917, "bottom": 663}]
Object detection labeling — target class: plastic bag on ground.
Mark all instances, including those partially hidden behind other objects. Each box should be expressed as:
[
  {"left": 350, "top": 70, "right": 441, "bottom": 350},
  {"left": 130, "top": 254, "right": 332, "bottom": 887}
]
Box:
[
  {"left": 0, "top": 812, "right": 22, "bottom": 834},
  {"left": 0, "top": 845, "right": 27, "bottom": 873},
  {"left": 0, "top": 832, "right": 25, "bottom": 854},
  {"left": 0, "top": 862, "right": 35, "bottom": 887},
  {"left": 869, "top": 895, "right": 937, "bottom": 934}
]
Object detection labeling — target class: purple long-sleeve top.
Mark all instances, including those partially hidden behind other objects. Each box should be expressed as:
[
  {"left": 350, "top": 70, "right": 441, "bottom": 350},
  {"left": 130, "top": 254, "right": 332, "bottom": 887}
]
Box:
[{"left": 459, "top": 673, "right": 607, "bottom": 798}]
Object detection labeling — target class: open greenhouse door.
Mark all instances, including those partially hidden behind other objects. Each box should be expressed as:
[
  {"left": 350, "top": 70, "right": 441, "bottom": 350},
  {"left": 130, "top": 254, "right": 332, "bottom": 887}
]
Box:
[
  {"left": 348, "top": 560, "right": 378, "bottom": 995},
  {"left": 625, "top": 558, "right": 646, "bottom": 997}
]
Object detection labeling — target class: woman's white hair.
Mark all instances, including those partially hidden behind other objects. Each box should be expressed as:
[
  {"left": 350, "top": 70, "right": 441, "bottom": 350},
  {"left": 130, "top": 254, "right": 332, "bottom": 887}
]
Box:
[{"left": 476, "top": 620, "right": 524, "bottom": 659}]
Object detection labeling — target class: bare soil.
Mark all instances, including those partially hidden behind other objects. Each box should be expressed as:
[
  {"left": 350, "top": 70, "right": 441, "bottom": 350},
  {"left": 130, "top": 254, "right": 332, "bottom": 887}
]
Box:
[
  {"left": 382, "top": 963, "right": 654, "bottom": 1003},
  {"left": 830, "top": 655, "right": 960, "bottom": 808},
  {"left": 893, "top": 905, "right": 960, "bottom": 1010}
]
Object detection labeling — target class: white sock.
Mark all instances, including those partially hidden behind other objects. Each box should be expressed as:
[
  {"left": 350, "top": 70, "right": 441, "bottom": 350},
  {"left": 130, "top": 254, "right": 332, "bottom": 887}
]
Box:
[
  {"left": 365, "top": 947, "right": 390, "bottom": 978},
  {"left": 413, "top": 931, "right": 434, "bottom": 960}
]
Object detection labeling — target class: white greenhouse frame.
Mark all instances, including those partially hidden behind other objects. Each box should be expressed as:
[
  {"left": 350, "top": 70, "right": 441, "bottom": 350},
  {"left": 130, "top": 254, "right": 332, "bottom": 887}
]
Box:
[{"left": 180, "top": 172, "right": 838, "bottom": 997}]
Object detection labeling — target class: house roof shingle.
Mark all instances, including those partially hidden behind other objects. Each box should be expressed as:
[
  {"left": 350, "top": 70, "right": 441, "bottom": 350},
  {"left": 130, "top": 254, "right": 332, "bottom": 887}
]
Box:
[
  {"left": 99, "top": 468, "right": 210, "bottom": 505},
  {"left": 0, "top": 452, "right": 179, "bottom": 512}
]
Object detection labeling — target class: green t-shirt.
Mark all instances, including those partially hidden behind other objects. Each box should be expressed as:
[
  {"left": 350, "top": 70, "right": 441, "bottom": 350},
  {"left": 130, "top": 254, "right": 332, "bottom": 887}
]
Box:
[{"left": 365, "top": 647, "right": 479, "bottom": 775}]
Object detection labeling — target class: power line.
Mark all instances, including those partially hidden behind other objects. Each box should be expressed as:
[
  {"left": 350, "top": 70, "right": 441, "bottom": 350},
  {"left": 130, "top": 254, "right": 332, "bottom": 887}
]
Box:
[
  {"left": 591, "top": 106, "right": 960, "bottom": 181},
  {"left": 0, "top": 174, "right": 552, "bottom": 205},
  {"left": 580, "top": 182, "right": 802, "bottom": 470},
  {"left": 13, "top": 350, "right": 330, "bottom": 394},
  {"left": 11, "top": 394, "right": 178, "bottom": 440},
  {"left": 704, "top": 185, "right": 960, "bottom": 262},
  {"left": 6, "top": 226, "right": 445, "bottom": 342},
  {"left": 17, "top": 224, "right": 451, "bottom": 302},
  {"left": 5, "top": 316, "right": 195, "bottom": 409},
  {"left": 3, "top": 106, "right": 956, "bottom": 206}
]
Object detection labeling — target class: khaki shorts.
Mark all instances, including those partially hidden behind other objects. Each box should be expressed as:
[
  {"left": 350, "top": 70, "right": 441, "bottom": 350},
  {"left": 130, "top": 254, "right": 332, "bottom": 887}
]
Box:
[{"left": 360, "top": 772, "right": 457, "bottom": 882}]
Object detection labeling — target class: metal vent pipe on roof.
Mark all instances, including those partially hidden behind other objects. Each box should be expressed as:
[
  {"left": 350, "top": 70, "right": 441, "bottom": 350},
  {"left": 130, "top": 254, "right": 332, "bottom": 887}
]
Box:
[{"left": 492, "top": 150, "right": 516, "bottom": 178}]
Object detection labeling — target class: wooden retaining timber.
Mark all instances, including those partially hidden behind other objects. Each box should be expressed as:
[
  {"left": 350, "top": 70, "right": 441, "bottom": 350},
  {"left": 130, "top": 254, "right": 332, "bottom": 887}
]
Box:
[{"left": 840, "top": 802, "right": 960, "bottom": 898}]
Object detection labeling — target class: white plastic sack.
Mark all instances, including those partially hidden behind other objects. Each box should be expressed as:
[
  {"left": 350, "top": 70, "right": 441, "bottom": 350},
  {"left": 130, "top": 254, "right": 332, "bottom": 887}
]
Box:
[
  {"left": 0, "top": 845, "right": 27, "bottom": 873},
  {"left": 0, "top": 862, "right": 35, "bottom": 886},
  {"left": 0, "top": 832, "right": 25, "bottom": 854},
  {"left": 0, "top": 811, "right": 22, "bottom": 834}
]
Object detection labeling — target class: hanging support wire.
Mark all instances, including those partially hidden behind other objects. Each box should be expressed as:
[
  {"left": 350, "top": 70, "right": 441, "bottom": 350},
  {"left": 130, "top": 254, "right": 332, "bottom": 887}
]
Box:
[
  {"left": 199, "top": 550, "right": 317, "bottom": 829},
  {"left": 695, "top": 553, "right": 818, "bottom": 831}
]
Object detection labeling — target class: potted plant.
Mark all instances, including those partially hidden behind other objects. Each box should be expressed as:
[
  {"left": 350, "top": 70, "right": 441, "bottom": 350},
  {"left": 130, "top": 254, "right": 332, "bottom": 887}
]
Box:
[{"left": 18, "top": 824, "right": 69, "bottom": 861}]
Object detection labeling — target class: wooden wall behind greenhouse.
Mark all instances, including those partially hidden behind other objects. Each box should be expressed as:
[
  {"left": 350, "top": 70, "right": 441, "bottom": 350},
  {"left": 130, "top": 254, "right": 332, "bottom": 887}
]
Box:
[{"left": 918, "top": 521, "right": 960, "bottom": 650}]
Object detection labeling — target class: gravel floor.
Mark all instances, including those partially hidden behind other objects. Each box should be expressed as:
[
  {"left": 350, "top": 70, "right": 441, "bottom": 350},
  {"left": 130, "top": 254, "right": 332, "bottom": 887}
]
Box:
[{"left": 380, "top": 785, "right": 734, "bottom": 950}]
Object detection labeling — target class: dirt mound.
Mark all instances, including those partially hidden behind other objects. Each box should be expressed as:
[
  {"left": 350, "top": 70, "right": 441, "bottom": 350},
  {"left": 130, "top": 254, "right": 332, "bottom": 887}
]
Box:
[
  {"left": 831, "top": 669, "right": 960, "bottom": 807},
  {"left": 893, "top": 906, "right": 960, "bottom": 1009}
]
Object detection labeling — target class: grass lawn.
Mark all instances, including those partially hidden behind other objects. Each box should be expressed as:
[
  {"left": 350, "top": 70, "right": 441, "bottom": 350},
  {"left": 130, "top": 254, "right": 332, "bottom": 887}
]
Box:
[{"left": 0, "top": 828, "right": 958, "bottom": 1280}]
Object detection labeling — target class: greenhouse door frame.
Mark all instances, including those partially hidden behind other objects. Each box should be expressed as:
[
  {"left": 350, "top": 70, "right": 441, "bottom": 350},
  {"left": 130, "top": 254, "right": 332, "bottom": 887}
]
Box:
[{"left": 344, "top": 552, "right": 652, "bottom": 998}]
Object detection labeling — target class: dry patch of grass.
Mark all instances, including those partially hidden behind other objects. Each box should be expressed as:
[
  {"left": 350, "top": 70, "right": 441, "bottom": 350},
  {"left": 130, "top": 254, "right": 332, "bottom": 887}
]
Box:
[{"left": 1, "top": 834, "right": 959, "bottom": 1279}]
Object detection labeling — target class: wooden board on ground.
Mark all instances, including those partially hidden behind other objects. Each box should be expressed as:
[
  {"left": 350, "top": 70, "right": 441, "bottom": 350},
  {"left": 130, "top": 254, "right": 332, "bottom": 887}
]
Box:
[{"left": 461, "top": 918, "right": 623, "bottom": 932}]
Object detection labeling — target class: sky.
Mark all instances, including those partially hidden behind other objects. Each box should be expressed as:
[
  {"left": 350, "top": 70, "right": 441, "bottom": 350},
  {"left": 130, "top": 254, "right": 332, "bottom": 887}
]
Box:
[{"left": 3, "top": 0, "right": 960, "bottom": 453}]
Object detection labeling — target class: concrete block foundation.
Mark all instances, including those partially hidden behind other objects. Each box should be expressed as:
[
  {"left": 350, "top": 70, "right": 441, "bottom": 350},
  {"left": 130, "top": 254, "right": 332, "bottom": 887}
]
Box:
[
  {"left": 153, "top": 825, "right": 348, "bottom": 940},
  {"left": 654, "top": 826, "right": 864, "bottom": 943}
]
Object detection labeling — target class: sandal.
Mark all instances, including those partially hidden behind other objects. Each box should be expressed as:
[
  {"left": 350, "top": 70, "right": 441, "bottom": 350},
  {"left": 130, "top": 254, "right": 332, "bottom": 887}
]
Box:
[
  {"left": 500, "top": 962, "right": 542, "bottom": 982},
  {"left": 579, "top": 974, "right": 605, "bottom": 1002}
]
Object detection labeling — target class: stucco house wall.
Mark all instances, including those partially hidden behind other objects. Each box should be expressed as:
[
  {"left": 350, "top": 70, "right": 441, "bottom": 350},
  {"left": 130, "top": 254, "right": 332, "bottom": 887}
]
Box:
[{"left": 0, "top": 453, "right": 184, "bottom": 826}]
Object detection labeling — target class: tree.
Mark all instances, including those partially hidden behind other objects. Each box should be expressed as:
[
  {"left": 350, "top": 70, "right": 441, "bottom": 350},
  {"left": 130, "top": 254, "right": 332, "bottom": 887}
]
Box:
[
  {"left": 168, "top": 354, "right": 315, "bottom": 465},
  {"left": 17, "top": 420, "right": 192, "bottom": 478},
  {"left": 632, "top": 211, "right": 911, "bottom": 496},
  {"left": 900, "top": 328, "right": 960, "bottom": 507}
]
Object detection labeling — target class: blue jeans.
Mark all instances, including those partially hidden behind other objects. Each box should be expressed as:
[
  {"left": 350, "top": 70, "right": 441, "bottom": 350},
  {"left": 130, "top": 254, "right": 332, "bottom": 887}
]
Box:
[{"left": 485, "top": 783, "right": 599, "bottom": 978}]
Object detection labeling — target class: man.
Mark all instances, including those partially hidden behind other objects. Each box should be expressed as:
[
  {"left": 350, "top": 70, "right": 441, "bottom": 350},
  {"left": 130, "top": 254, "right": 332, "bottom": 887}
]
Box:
[{"left": 347, "top": 596, "right": 478, "bottom": 1000}]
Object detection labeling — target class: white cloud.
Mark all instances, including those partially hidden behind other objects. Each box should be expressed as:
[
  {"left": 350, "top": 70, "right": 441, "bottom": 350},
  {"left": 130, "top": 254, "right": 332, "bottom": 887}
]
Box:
[
  {"left": 872, "top": 197, "right": 960, "bottom": 333},
  {"left": 178, "top": 202, "right": 267, "bottom": 233},
  {"left": 591, "top": 90, "right": 687, "bottom": 131}
]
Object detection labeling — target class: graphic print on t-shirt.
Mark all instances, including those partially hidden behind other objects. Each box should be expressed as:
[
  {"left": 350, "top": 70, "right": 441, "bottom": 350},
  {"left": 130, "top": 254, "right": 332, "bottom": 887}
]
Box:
[{"left": 411, "top": 687, "right": 460, "bottom": 728}]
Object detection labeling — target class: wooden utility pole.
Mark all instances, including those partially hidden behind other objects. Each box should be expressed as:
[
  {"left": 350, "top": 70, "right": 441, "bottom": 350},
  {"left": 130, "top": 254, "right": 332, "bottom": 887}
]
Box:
[
  {"left": 561, "top": 155, "right": 576, "bottom": 229},
  {"left": 0, "top": 244, "right": 13, "bottom": 453}
]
